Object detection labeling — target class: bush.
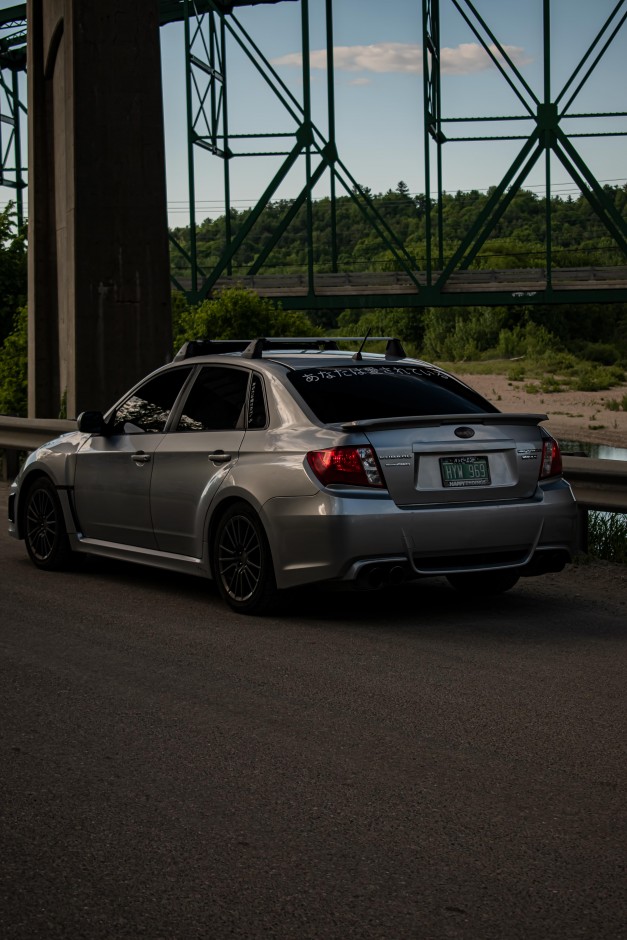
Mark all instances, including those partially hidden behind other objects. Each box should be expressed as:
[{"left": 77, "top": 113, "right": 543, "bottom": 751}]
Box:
[
  {"left": 580, "top": 342, "right": 620, "bottom": 365},
  {"left": 572, "top": 364, "right": 625, "bottom": 392},
  {"left": 421, "top": 306, "right": 509, "bottom": 361},
  {"left": 173, "top": 288, "right": 319, "bottom": 350},
  {"left": 540, "top": 375, "right": 563, "bottom": 393},
  {"left": 605, "top": 394, "right": 627, "bottom": 412},
  {"left": 588, "top": 512, "right": 627, "bottom": 565},
  {"left": 335, "top": 308, "right": 424, "bottom": 352}
]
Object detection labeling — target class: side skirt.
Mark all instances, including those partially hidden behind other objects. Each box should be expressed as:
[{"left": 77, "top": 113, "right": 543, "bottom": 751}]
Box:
[{"left": 67, "top": 532, "right": 209, "bottom": 579}]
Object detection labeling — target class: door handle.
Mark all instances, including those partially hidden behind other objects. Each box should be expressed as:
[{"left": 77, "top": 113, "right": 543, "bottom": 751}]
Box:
[
  {"left": 208, "top": 451, "right": 231, "bottom": 464},
  {"left": 132, "top": 451, "right": 151, "bottom": 464}
]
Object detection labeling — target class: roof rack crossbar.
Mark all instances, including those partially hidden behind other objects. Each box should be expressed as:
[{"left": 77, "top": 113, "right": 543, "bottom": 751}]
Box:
[
  {"left": 173, "top": 336, "right": 408, "bottom": 361},
  {"left": 241, "top": 338, "right": 341, "bottom": 359}
]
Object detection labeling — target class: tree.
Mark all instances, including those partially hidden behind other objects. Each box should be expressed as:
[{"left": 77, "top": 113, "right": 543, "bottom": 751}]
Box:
[
  {"left": 0, "top": 203, "right": 27, "bottom": 343},
  {"left": 0, "top": 306, "right": 28, "bottom": 417},
  {"left": 173, "top": 288, "right": 320, "bottom": 350}
]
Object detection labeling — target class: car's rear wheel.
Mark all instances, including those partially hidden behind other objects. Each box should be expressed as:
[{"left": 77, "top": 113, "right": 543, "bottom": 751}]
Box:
[
  {"left": 212, "top": 502, "right": 277, "bottom": 614},
  {"left": 446, "top": 569, "right": 520, "bottom": 596},
  {"left": 24, "top": 478, "right": 72, "bottom": 570}
]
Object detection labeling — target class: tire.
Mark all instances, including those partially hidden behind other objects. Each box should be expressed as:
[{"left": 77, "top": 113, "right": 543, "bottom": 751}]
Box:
[
  {"left": 23, "top": 477, "right": 73, "bottom": 571},
  {"left": 212, "top": 502, "right": 277, "bottom": 614},
  {"left": 446, "top": 569, "right": 520, "bottom": 596}
]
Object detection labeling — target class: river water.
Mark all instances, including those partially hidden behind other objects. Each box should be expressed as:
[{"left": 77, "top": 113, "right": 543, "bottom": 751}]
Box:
[{"left": 560, "top": 440, "right": 627, "bottom": 461}]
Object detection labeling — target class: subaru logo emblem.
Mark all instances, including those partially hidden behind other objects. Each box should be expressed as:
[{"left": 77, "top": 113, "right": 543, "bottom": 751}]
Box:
[{"left": 454, "top": 426, "right": 475, "bottom": 439}]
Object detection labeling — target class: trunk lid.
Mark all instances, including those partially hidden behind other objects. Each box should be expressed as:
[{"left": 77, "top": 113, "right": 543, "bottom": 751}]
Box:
[{"left": 342, "top": 413, "right": 548, "bottom": 507}]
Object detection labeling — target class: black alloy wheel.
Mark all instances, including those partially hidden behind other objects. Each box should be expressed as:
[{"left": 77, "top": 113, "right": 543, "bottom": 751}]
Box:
[
  {"left": 24, "top": 478, "right": 72, "bottom": 570},
  {"left": 213, "top": 502, "right": 277, "bottom": 614}
]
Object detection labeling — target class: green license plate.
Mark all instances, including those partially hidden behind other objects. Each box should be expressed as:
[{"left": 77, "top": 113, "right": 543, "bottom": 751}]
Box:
[{"left": 440, "top": 455, "right": 491, "bottom": 487}]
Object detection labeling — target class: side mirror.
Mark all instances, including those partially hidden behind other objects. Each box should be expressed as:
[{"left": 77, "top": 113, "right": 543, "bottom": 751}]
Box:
[{"left": 77, "top": 410, "right": 106, "bottom": 434}]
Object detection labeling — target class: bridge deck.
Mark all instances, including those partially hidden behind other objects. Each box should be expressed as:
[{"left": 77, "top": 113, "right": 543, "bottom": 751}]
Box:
[{"left": 207, "top": 266, "right": 627, "bottom": 297}]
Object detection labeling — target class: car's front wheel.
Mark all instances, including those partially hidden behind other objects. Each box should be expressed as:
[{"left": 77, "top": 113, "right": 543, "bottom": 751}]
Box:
[
  {"left": 24, "top": 477, "right": 72, "bottom": 571},
  {"left": 212, "top": 502, "right": 277, "bottom": 614},
  {"left": 446, "top": 569, "right": 520, "bottom": 596}
]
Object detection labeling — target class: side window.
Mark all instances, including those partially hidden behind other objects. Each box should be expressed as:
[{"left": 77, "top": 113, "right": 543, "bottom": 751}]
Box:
[
  {"left": 247, "top": 373, "right": 268, "bottom": 429},
  {"left": 176, "top": 366, "right": 249, "bottom": 432},
  {"left": 112, "top": 369, "right": 191, "bottom": 434}
]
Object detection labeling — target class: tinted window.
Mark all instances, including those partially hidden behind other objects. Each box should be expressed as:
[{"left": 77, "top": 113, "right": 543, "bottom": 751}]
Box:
[
  {"left": 177, "top": 366, "right": 249, "bottom": 431},
  {"left": 113, "top": 369, "right": 190, "bottom": 433},
  {"left": 288, "top": 365, "right": 496, "bottom": 423}
]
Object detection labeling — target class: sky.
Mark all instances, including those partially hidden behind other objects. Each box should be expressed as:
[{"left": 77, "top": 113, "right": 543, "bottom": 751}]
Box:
[
  {"left": 158, "top": 0, "right": 627, "bottom": 227},
  {"left": 0, "top": 0, "right": 625, "bottom": 227}
]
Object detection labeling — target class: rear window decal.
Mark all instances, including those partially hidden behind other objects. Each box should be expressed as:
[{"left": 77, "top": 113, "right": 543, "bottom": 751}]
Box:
[{"left": 301, "top": 366, "right": 452, "bottom": 382}]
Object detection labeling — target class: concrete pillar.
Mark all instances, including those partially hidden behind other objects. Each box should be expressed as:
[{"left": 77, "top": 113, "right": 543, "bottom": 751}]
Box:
[{"left": 27, "top": 0, "right": 172, "bottom": 418}]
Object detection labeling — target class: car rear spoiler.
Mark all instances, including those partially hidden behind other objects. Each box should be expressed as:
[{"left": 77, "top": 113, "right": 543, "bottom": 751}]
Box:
[{"left": 340, "top": 413, "right": 549, "bottom": 431}]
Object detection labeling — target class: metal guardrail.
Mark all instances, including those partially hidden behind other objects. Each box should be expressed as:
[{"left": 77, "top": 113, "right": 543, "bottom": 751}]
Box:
[
  {"left": 1, "top": 417, "right": 75, "bottom": 480},
  {"left": 1, "top": 415, "right": 626, "bottom": 514},
  {"left": 559, "top": 455, "right": 627, "bottom": 513}
]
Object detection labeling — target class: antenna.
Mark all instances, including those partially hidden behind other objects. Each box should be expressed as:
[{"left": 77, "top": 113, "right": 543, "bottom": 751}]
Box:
[{"left": 352, "top": 328, "right": 372, "bottom": 361}]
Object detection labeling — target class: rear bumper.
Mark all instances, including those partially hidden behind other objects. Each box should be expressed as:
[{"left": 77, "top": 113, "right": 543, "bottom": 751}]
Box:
[{"left": 262, "top": 480, "right": 578, "bottom": 589}]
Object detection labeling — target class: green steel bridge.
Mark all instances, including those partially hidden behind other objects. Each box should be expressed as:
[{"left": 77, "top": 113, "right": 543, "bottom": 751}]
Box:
[{"left": 1, "top": 0, "right": 626, "bottom": 309}]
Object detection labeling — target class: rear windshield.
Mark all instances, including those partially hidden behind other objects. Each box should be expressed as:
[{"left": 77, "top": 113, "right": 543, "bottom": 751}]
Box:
[{"left": 288, "top": 365, "right": 497, "bottom": 423}]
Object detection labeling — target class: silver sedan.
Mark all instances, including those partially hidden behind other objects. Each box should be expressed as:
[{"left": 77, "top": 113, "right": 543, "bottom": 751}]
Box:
[{"left": 8, "top": 337, "right": 578, "bottom": 613}]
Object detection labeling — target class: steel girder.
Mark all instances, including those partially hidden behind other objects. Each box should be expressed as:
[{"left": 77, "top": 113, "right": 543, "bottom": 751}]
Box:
[
  {"left": 1, "top": 1, "right": 626, "bottom": 307},
  {"left": 171, "top": 0, "right": 421, "bottom": 304},
  {"left": 174, "top": 0, "right": 626, "bottom": 307},
  {"left": 422, "top": 0, "right": 627, "bottom": 301},
  {"left": 0, "top": 6, "right": 26, "bottom": 226}
]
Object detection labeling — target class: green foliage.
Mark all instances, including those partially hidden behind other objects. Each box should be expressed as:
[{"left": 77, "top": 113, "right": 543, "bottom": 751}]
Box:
[
  {"left": 170, "top": 184, "right": 627, "bottom": 280},
  {"left": 539, "top": 375, "right": 563, "bottom": 393},
  {"left": 571, "top": 364, "right": 625, "bottom": 391},
  {"left": 167, "top": 184, "right": 627, "bottom": 378},
  {"left": 421, "top": 306, "right": 510, "bottom": 361},
  {"left": 605, "top": 394, "right": 627, "bottom": 412},
  {"left": 0, "top": 306, "right": 28, "bottom": 417},
  {"left": 494, "top": 320, "right": 557, "bottom": 360},
  {"left": 578, "top": 342, "right": 620, "bottom": 365},
  {"left": 335, "top": 308, "right": 424, "bottom": 353},
  {"left": 508, "top": 364, "right": 526, "bottom": 382},
  {"left": 173, "top": 288, "right": 319, "bottom": 350},
  {"left": 0, "top": 203, "right": 27, "bottom": 344},
  {"left": 588, "top": 512, "right": 627, "bottom": 565}
]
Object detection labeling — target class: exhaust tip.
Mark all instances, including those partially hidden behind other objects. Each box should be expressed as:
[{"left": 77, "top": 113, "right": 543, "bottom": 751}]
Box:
[
  {"left": 389, "top": 565, "right": 406, "bottom": 585},
  {"left": 356, "top": 564, "right": 407, "bottom": 590},
  {"left": 366, "top": 566, "right": 385, "bottom": 589},
  {"left": 356, "top": 565, "right": 385, "bottom": 590}
]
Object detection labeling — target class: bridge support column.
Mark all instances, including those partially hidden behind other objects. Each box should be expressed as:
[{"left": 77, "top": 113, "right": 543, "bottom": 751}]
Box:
[{"left": 27, "top": 0, "right": 172, "bottom": 418}]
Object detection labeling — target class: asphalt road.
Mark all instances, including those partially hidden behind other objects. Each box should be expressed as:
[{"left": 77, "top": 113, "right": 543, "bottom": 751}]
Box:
[{"left": 1, "top": 485, "right": 626, "bottom": 939}]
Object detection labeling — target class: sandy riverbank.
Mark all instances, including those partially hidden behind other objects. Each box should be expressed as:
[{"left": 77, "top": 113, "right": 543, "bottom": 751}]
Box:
[{"left": 452, "top": 372, "right": 627, "bottom": 451}]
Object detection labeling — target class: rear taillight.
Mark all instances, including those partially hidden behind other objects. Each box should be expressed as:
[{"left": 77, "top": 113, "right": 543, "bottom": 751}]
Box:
[
  {"left": 539, "top": 436, "right": 563, "bottom": 479},
  {"left": 306, "top": 446, "right": 384, "bottom": 488}
]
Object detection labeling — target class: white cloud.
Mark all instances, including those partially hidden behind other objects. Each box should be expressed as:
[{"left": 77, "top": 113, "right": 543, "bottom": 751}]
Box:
[
  {"left": 442, "top": 42, "right": 531, "bottom": 75},
  {"left": 271, "top": 42, "right": 531, "bottom": 76}
]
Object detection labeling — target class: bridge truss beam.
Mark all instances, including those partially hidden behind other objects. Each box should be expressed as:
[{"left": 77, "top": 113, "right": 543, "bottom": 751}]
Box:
[
  {"left": 0, "top": 5, "right": 27, "bottom": 226},
  {"left": 1, "top": 0, "right": 626, "bottom": 309},
  {"left": 171, "top": 0, "right": 626, "bottom": 308},
  {"left": 170, "top": 0, "right": 422, "bottom": 304},
  {"left": 422, "top": 0, "right": 627, "bottom": 293}
]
